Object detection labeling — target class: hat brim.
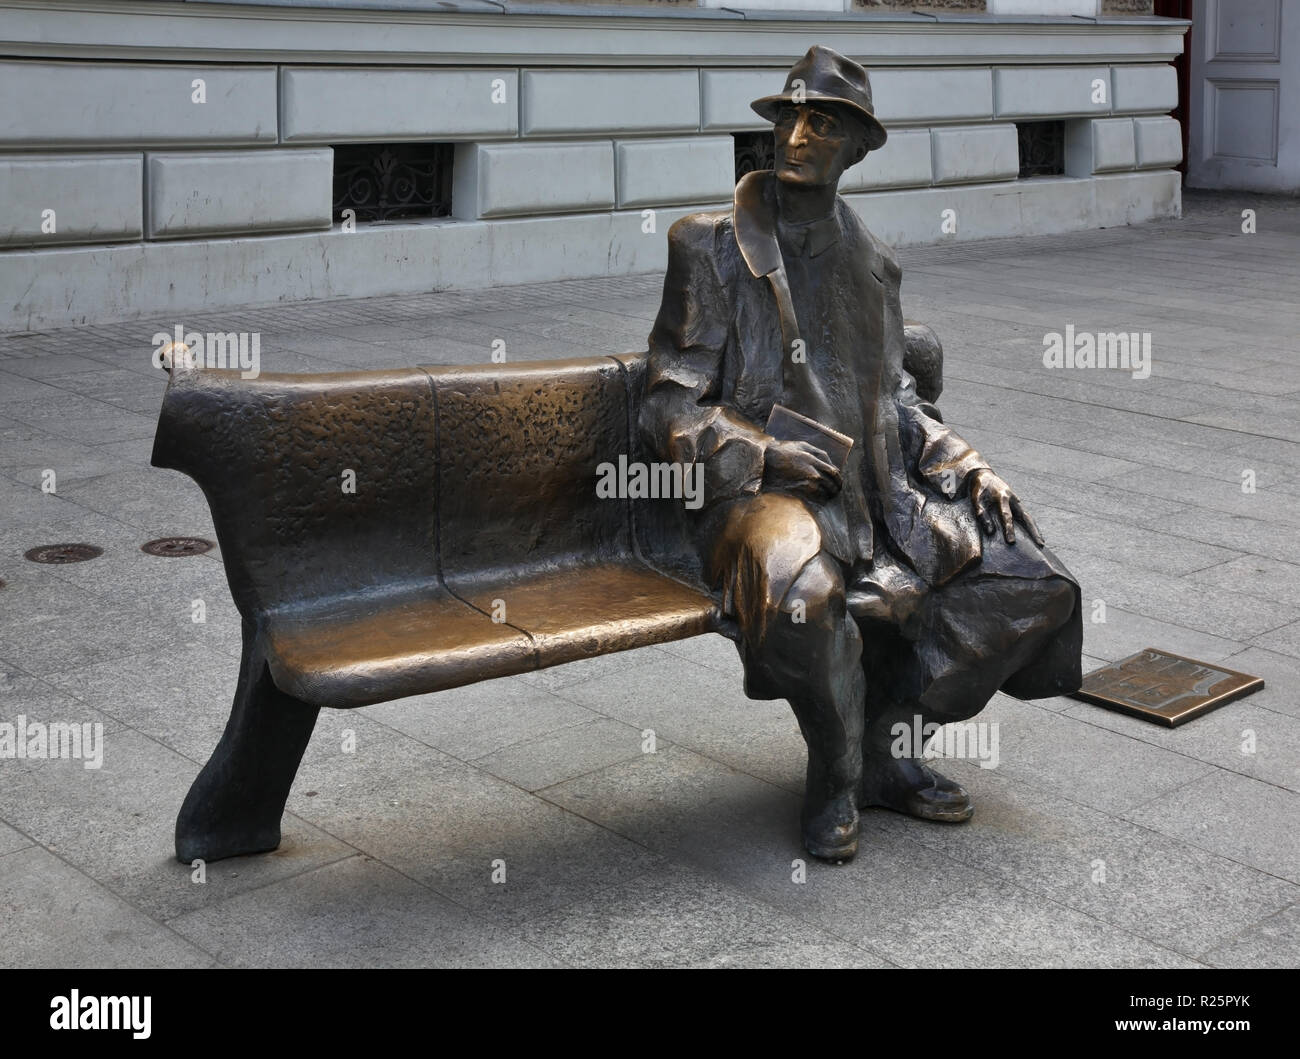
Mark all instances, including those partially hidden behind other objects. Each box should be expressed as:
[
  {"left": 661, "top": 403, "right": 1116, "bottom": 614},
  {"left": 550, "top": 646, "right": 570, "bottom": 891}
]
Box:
[{"left": 750, "top": 94, "right": 888, "bottom": 151}]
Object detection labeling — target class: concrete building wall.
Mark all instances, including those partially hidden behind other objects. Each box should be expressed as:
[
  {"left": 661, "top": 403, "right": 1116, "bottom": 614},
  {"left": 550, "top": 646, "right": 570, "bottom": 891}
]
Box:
[{"left": 0, "top": 1, "right": 1188, "bottom": 331}]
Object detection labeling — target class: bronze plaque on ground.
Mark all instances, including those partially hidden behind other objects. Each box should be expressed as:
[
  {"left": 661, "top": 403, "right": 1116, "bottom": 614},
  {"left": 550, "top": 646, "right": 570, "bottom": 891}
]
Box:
[{"left": 1072, "top": 648, "right": 1264, "bottom": 728}]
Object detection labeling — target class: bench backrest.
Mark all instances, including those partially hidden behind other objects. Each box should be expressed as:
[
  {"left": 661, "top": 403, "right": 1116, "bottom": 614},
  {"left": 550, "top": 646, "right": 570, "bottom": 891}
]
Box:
[
  {"left": 152, "top": 328, "right": 940, "bottom": 623},
  {"left": 151, "top": 354, "right": 685, "bottom": 622},
  {"left": 151, "top": 364, "right": 441, "bottom": 620},
  {"left": 429, "top": 357, "right": 638, "bottom": 592}
]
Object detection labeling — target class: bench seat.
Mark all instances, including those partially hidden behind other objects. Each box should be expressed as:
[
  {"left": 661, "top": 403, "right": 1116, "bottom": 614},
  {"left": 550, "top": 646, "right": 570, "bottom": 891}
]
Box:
[{"left": 265, "top": 561, "right": 721, "bottom": 709}]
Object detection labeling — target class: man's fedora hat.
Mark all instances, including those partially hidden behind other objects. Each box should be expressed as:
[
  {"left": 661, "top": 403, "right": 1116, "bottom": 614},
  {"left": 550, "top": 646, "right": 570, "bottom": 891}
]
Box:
[{"left": 751, "top": 45, "right": 888, "bottom": 151}]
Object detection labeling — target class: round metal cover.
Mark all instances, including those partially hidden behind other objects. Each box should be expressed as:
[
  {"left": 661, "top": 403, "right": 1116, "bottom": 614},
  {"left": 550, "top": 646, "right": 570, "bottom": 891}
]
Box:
[
  {"left": 141, "top": 536, "right": 214, "bottom": 557},
  {"left": 24, "top": 543, "right": 104, "bottom": 564}
]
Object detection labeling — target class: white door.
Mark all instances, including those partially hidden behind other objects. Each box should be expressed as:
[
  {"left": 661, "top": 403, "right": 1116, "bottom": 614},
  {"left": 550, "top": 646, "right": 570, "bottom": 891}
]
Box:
[{"left": 1187, "top": 0, "right": 1300, "bottom": 191}]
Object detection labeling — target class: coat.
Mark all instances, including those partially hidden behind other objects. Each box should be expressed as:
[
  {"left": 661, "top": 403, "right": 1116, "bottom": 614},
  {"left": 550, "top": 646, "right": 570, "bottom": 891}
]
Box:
[{"left": 639, "top": 170, "right": 1082, "bottom": 701}]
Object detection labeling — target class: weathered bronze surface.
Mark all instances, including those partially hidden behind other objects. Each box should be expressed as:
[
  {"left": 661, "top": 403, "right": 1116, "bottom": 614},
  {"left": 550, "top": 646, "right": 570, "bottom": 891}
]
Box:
[
  {"left": 1073, "top": 648, "right": 1264, "bottom": 728},
  {"left": 24, "top": 543, "right": 103, "bottom": 564},
  {"left": 639, "top": 46, "right": 1082, "bottom": 862},
  {"left": 141, "top": 536, "right": 214, "bottom": 557},
  {"left": 151, "top": 46, "right": 1082, "bottom": 867}
]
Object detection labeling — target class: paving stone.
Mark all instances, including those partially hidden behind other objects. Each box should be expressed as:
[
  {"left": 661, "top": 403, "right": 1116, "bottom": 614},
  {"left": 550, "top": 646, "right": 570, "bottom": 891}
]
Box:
[
  {"left": 873, "top": 760, "right": 1298, "bottom": 959},
  {"left": 962, "top": 694, "right": 1215, "bottom": 815},
  {"left": 472, "top": 716, "right": 655, "bottom": 792},
  {"left": 53, "top": 466, "right": 213, "bottom": 534},
  {"left": 1064, "top": 550, "right": 1300, "bottom": 642},
  {"left": 168, "top": 855, "right": 556, "bottom": 968},
  {"left": 1256, "top": 619, "right": 1300, "bottom": 661},
  {"left": 1216, "top": 646, "right": 1300, "bottom": 720},
  {"left": 1023, "top": 502, "right": 1244, "bottom": 578},
  {"left": 287, "top": 714, "right": 664, "bottom": 927},
  {"left": 0, "top": 819, "right": 32, "bottom": 856},
  {"left": 0, "top": 589, "right": 160, "bottom": 678},
  {"left": 45, "top": 641, "right": 240, "bottom": 763},
  {"left": 653, "top": 633, "right": 745, "bottom": 676},
  {"left": 1202, "top": 903, "right": 1300, "bottom": 969},
  {"left": 1125, "top": 768, "right": 1300, "bottom": 884},
  {"left": 1078, "top": 604, "right": 1245, "bottom": 664},
  {"left": 1061, "top": 696, "right": 1300, "bottom": 794},
  {"left": 517, "top": 864, "right": 886, "bottom": 968},
  {"left": 541, "top": 744, "right": 808, "bottom": 869},
  {"left": 518, "top": 643, "right": 672, "bottom": 692},
  {"left": 554, "top": 647, "right": 807, "bottom": 793},
  {"left": 547, "top": 748, "right": 1197, "bottom": 965},
  {"left": 360, "top": 674, "right": 598, "bottom": 763},
  {"left": 0, "top": 847, "right": 211, "bottom": 968},
  {"left": 0, "top": 728, "right": 355, "bottom": 922},
  {"left": 1186, "top": 555, "right": 1300, "bottom": 606}
]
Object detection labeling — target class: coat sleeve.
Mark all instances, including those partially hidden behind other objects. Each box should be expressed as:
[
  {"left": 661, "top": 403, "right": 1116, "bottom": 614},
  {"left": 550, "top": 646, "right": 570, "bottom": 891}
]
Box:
[
  {"left": 639, "top": 213, "right": 772, "bottom": 506},
  {"left": 877, "top": 237, "right": 990, "bottom": 496}
]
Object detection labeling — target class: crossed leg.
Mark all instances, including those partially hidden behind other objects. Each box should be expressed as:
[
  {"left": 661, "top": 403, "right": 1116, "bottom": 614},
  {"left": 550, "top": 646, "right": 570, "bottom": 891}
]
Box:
[
  {"left": 857, "top": 569, "right": 1078, "bottom": 818},
  {"left": 707, "top": 494, "right": 866, "bottom": 860}
]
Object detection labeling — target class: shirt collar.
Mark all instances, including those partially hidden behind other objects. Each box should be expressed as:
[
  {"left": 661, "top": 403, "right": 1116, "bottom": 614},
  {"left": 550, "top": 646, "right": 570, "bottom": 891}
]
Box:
[
  {"left": 778, "top": 212, "right": 841, "bottom": 259},
  {"left": 734, "top": 171, "right": 843, "bottom": 277}
]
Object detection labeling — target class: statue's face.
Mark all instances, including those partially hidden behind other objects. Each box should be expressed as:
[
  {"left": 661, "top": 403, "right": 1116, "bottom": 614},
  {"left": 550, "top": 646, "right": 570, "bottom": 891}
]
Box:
[{"left": 772, "top": 102, "right": 865, "bottom": 189}]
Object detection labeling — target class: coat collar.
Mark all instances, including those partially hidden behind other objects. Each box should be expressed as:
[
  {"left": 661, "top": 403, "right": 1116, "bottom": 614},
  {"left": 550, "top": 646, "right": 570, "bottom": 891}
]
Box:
[{"left": 733, "top": 170, "right": 844, "bottom": 277}]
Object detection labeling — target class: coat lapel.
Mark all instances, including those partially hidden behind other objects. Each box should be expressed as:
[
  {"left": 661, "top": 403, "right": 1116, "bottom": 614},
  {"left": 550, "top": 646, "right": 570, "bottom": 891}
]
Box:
[{"left": 734, "top": 172, "right": 802, "bottom": 394}]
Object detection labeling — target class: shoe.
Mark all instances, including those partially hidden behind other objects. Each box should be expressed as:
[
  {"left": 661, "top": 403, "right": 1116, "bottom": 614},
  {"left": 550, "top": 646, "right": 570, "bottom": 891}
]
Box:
[
  {"left": 802, "top": 792, "right": 860, "bottom": 863},
  {"left": 859, "top": 757, "right": 973, "bottom": 823}
]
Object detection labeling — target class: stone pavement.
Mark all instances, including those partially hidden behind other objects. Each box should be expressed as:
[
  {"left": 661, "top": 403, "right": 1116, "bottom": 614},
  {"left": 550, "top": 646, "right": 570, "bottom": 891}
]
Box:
[{"left": 2, "top": 189, "right": 1299, "bottom": 968}]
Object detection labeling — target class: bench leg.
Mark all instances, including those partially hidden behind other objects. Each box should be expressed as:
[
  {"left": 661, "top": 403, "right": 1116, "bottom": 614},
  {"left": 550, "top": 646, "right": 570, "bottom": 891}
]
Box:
[{"left": 175, "top": 625, "right": 319, "bottom": 864}]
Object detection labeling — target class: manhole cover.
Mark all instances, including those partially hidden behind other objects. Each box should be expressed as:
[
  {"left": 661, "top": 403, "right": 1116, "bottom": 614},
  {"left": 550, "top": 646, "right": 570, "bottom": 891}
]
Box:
[
  {"left": 24, "top": 543, "right": 104, "bottom": 564},
  {"left": 141, "top": 536, "right": 214, "bottom": 557}
]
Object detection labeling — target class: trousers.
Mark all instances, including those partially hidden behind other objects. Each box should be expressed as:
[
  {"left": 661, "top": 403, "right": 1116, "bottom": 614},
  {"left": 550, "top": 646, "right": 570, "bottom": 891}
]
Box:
[{"left": 704, "top": 493, "right": 1077, "bottom": 801}]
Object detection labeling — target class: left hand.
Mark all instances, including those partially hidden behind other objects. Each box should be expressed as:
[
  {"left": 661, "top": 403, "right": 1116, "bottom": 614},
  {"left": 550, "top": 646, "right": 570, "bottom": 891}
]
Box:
[{"left": 968, "top": 469, "right": 1044, "bottom": 547}]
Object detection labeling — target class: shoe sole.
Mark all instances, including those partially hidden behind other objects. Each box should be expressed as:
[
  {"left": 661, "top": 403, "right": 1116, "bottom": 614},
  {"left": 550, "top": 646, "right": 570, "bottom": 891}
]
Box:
[{"left": 860, "top": 798, "right": 974, "bottom": 824}]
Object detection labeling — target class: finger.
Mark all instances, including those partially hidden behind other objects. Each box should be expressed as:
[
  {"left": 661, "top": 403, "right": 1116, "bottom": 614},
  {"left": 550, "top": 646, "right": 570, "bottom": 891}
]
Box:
[
  {"left": 971, "top": 489, "right": 995, "bottom": 536},
  {"left": 813, "top": 469, "right": 841, "bottom": 499},
  {"left": 793, "top": 442, "right": 832, "bottom": 464},
  {"left": 1011, "top": 497, "right": 1045, "bottom": 547},
  {"left": 807, "top": 455, "right": 839, "bottom": 478},
  {"left": 998, "top": 493, "right": 1015, "bottom": 544}
]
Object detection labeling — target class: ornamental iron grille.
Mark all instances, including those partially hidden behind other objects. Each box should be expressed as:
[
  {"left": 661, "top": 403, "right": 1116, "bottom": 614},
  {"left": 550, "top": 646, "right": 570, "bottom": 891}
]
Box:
[
  {"left": 332, "top": 143, "right": 454, "bottom": 223},
  {"left": 733, "top": 132, "right": 776, "bottom": 182},
  {"left": 1017, "top": 121, "right": 1066, "bottom": 179}
]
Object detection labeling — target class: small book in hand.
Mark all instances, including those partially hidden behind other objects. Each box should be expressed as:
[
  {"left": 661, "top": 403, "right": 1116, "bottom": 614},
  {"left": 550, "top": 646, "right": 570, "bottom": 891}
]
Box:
[{"left": 765, "top": 404, "right": 854, "bottom": 471}]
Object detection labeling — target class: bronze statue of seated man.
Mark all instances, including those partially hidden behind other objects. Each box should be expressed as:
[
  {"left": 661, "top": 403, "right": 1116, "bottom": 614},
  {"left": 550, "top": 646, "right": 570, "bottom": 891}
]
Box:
[{"left": 640, "top": 46, "right": 1083, "bottom": 862}]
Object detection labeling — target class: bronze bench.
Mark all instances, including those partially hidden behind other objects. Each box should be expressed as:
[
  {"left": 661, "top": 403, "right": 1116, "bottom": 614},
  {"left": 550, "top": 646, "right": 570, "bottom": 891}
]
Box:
[{"left": 152, "top": 327, "right": 944, "bottom": 863}]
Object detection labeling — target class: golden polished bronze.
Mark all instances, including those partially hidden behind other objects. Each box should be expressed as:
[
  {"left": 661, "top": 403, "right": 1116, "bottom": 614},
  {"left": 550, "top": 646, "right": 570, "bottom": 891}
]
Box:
[
  {"left": 151, "top": 45, "right": 1083, "bottom": 868},
  {"left": 639, "top": 45, "right": 1083, "bottom": 863},
  {"left": 152, "top": 330, "right": 948, "bottom": 862},
  {"left": 1073, "top": 648, "right": 1264, "bottom": 728}
]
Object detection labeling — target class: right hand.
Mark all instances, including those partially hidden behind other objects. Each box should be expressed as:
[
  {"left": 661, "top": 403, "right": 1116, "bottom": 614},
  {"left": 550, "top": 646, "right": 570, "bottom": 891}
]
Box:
[{"left": 763, "top": 439, "right": 842, "bottom": 500}]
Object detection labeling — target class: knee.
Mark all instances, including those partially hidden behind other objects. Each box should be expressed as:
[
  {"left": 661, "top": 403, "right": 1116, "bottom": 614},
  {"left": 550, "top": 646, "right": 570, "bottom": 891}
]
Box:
[
  {"left": 782, "top": 554, "right": 846, "bottom": 627},
  {"left": 1038, "top": 576, "right": 1077, "bottom": 630},
  {"left": 729, "top": 493, "right": 823, "bottom": 558}
]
